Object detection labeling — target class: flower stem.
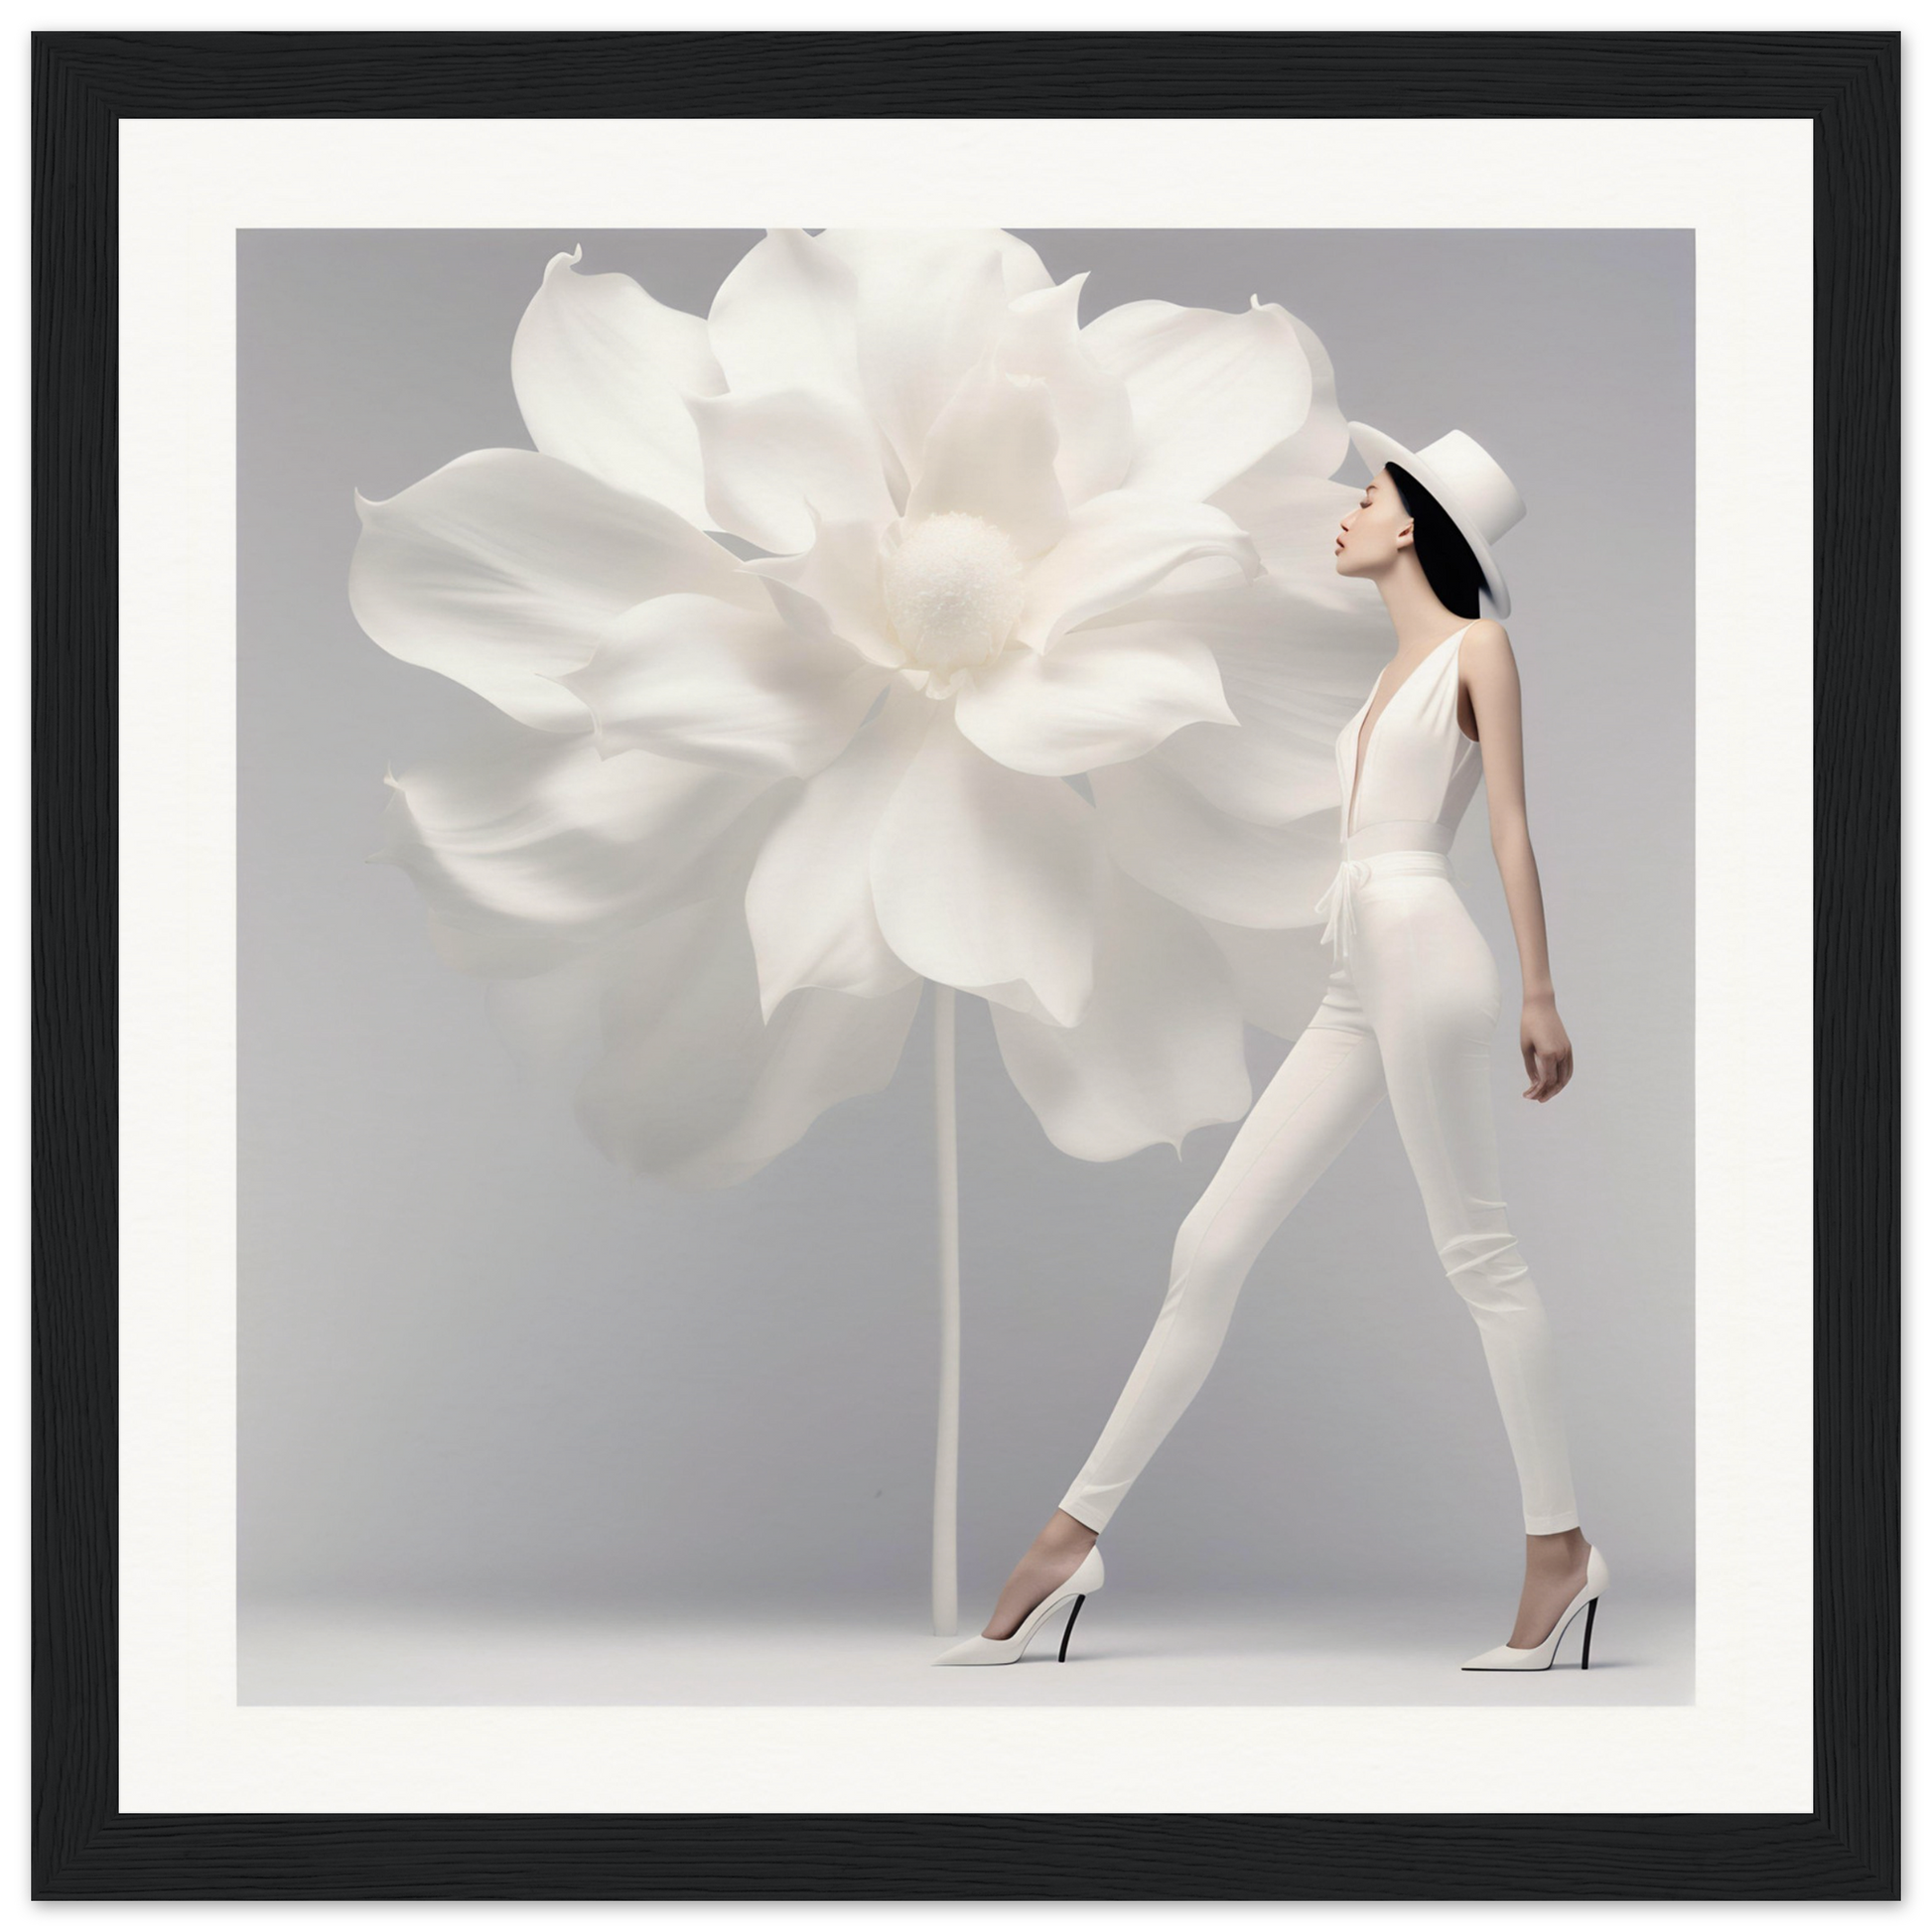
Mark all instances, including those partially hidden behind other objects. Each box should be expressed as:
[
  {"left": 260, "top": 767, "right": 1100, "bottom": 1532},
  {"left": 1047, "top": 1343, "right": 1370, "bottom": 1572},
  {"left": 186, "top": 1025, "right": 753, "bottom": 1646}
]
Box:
[{"left": 931, "top": 980, "right": 960, "bottom": 1635}]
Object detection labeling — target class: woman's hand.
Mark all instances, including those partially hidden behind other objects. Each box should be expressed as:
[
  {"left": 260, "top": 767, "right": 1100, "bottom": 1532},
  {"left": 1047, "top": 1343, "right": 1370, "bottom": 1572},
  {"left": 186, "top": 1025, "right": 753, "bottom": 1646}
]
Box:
[{"left": 1519, "top": 992, "right": 1574, "bottom": 1101}]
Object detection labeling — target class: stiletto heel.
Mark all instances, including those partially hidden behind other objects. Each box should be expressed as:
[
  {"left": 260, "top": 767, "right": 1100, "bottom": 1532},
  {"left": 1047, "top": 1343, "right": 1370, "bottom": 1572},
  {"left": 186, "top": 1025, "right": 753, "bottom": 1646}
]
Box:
[
  {"left": 1460, "top": 1544, "right": 1608, "bottom": 1671},
  {"left": 931, "top": 1544, "right": 1104, "bottom": 1666},
  {"left": 1056, "top": 1593, "right": 1087, "bottom": 1662}
]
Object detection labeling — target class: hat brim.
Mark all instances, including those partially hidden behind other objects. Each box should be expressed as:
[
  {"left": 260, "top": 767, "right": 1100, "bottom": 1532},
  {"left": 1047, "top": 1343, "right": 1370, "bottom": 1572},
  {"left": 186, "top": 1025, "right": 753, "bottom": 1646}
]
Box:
[{"left": 1347, "top": 421, "right": 1511, "bottom": 620}]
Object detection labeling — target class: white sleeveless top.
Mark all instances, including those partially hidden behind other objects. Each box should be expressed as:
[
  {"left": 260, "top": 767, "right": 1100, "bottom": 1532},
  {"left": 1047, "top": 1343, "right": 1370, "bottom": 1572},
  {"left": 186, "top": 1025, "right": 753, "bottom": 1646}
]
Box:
[
  {"left": 1312, "top": 622, "right": 1484, "bottom": 962},
  {"left": 1335, "top": 621, "right": 1483, "bottom": 843}
]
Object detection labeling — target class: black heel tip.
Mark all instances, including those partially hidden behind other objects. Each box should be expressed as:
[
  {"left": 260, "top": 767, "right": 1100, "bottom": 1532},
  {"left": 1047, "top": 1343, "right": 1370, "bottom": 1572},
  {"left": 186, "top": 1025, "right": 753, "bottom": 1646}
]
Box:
[{"left": 1057, "top": 1592, "right": 1087, "bottom": 1662}]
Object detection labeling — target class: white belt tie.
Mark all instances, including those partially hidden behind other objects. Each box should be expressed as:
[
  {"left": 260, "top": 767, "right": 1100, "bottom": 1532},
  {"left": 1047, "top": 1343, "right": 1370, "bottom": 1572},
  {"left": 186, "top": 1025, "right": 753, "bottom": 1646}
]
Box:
[
  {"left": 1314, "top": 820, "right": 1457, "bottom": 963},
  {"left": 1313, "top": 859, "right": 1370, "bottom": 962}
]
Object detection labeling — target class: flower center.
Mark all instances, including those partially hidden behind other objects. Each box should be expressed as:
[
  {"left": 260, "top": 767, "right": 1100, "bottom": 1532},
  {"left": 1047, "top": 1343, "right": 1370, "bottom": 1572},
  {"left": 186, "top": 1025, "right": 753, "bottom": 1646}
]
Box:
[{"left": 881, "top": 512, "right": 1024, "bottom": 677}]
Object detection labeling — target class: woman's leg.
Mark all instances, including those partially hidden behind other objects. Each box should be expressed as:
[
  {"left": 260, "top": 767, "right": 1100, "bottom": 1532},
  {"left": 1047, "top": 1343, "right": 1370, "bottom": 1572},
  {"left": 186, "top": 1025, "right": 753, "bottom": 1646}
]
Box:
[
  {"left": 1052, "top": 1014, "right": 1388, "bottom": 1537},
  {"left": 976, "top": 1010, "right": 1387, "bottom": 1638},
  {"left": 1351, "top": 874, "right": 1587, "bottom": 1640}
]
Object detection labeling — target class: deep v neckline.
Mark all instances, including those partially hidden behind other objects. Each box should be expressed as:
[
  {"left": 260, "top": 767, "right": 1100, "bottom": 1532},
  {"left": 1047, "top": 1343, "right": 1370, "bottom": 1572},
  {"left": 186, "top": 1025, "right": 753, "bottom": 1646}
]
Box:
[{"left": 1345, "top": 623, "right": 1471, "bottom": 836}]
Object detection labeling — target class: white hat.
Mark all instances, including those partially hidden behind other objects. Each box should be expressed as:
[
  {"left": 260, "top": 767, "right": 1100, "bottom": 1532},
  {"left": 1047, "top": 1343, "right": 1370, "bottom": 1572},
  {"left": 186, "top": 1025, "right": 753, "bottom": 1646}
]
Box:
[{"left": 1346, "top": 422, "right": 1526, "bottom": 620}]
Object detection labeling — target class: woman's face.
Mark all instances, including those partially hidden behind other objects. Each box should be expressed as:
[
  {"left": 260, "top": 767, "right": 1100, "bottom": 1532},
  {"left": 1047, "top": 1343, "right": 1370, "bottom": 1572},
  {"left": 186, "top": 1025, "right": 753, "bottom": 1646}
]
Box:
[{"left": 1334, "top": 470, "right": 1412, "bottom": 581}]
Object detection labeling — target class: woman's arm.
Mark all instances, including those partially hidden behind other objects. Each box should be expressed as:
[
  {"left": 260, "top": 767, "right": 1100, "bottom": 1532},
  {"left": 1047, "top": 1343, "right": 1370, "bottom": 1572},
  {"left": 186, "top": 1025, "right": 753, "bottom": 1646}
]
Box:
[{"left": 1460, "top": 618, "right": 1575, "bottom": 1102}]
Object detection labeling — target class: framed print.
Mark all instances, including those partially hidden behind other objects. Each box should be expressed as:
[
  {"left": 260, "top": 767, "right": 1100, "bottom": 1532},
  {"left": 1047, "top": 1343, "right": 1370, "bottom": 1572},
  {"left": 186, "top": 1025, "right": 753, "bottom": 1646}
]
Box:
[{"left": 35, "top": 28, "right": 1899, "bottom": 1901}]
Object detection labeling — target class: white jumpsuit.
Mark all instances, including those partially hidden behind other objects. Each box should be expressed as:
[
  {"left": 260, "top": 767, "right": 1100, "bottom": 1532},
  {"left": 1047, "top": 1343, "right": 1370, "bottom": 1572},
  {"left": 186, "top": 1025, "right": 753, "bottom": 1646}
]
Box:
[{"left": 1058, "top": 622, "right": 1582, "bottom": 1537}]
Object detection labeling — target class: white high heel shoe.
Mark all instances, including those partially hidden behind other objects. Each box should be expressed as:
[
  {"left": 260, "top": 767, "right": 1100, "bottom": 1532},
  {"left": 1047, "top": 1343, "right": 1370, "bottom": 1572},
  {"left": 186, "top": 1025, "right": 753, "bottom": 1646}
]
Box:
[
  {"left": 1461, "top": 1544, "right": 1609, "bottom": 1671},
  {"left": 930, "top": 1544, "right": 1104, "bottom": 1665}
]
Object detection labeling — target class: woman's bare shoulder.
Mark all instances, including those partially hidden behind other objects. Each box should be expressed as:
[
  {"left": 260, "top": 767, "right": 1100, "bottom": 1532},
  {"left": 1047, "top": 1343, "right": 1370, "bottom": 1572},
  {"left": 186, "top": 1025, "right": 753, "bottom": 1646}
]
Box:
[{"left": 1460, "top": 617, "right": 1517, "bottom": 667}]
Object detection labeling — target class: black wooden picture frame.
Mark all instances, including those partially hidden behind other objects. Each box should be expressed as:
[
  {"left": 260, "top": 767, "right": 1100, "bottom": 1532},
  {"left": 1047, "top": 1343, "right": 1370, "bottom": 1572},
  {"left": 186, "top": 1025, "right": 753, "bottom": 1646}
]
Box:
[{"left": 32, "top": 28, "right": 1899, "bottom": 1900}]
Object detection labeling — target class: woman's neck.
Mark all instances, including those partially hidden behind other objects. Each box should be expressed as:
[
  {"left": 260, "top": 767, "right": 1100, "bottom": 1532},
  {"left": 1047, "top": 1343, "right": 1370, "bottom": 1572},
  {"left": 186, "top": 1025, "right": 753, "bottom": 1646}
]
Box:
[{"left": 1376, "top": 563, "right": 1466, "bottom": 653}]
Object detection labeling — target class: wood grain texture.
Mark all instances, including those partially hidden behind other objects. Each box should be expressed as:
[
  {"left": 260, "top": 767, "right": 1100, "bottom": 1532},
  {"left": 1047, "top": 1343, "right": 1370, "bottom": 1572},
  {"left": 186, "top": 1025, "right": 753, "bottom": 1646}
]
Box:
[{"left": 31, "top": 27, "right": 1899, "bottom": 1902}]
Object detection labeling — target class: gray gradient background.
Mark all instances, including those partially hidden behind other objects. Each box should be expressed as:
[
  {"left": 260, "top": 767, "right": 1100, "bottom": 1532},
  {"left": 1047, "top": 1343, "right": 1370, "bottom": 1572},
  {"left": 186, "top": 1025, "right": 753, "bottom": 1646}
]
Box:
[{"left": 237, "top": 229, "right": 1693, "bottom": 1695}]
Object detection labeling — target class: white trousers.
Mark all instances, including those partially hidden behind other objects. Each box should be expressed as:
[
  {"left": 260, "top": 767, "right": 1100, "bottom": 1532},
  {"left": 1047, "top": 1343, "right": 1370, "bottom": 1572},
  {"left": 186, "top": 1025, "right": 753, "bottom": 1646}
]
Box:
[{"left": 1057, "top": 847, "right": 1582, "bottom": 1538}]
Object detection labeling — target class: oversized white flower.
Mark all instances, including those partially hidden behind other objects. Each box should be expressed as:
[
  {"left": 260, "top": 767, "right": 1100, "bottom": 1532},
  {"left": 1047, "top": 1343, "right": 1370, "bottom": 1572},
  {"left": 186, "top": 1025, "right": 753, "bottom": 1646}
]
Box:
[{"left": 350, "top": 228, "right": 1385, "bottom": 1189}]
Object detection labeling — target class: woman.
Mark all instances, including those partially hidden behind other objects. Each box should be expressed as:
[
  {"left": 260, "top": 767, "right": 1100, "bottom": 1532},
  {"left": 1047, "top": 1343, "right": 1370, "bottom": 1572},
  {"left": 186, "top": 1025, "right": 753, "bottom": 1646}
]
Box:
[{"left": 934, "top": 423, "right": 1608, "bottom": 1672}]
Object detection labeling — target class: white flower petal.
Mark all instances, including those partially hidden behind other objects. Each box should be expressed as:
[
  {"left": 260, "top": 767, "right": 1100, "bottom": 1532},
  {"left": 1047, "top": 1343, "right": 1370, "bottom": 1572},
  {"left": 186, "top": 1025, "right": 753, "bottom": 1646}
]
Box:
[
  {"left": 744, "top": 682, "right": 934, "bottom": 1018},
  {"left": 990, "top": 865, "right": 1252, "bottom": 1162},
  {"left": 509, "top": 245, "right": 723, "bottom": 530},
  {"left": 704, "top": 227, "right": 870, "bottom": 417},
  {"left": 813, "top": 226, "right": 1055, "bottom": 481},
  {"left": 994, "top": 232, "right": 1058, "bottom": 295},
  {"left": 1145, "top": 574, "right": 1384, "bottom": 825},
  {"left": 365, "top": 725, "right": 781, "bottom": 976},
  {"left": 482, "top": 945, "right": 610, "bottom": 1102},
  {"left": 570, "top": 894, "right": 925, "bottom": 1190},
  {"left": 348, "top": 448, "right": 753, "bottom": 730},
  {"left": 869, "top": 705, "right": 1102, "bottom": 1027},
  {"left": 1194, "top": 912, "right": 1340, "bottom": 1040},
  {"left": 555, "top": 592, "right": 890, "bottom": 778},
  {"left": 668, "top": 977, "right": 926, "bottom": 1190},
  {"left": 1088, "top": 754, "right": 1338, "bottom": 928},
  {"left": 738, "top": 511, "right": 905, "bottom": 669},
  {"left": 903, "top": 357, "right": 1067, "bottom": 559},
  {"left": 1013, "top": 489, "right": 1261, "bottom": 653},
  {"left": 953, "top": 618, "right": 1237, "bottom": 777},
  {"left": 687, "top": 386, "right": 899, "bottom": 556},
  {"left": 1079, "top": 293, "right": 1325, "bottom": 502},
  {"left": 1208, "top": 470, "right": 1364, "bottom": 589},
  {"left": 992, "top": 272, "right": 1135, "bottom": 508},
  {"left": 1207, "top": 300, "right": 1352, "bottom": 493}
]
